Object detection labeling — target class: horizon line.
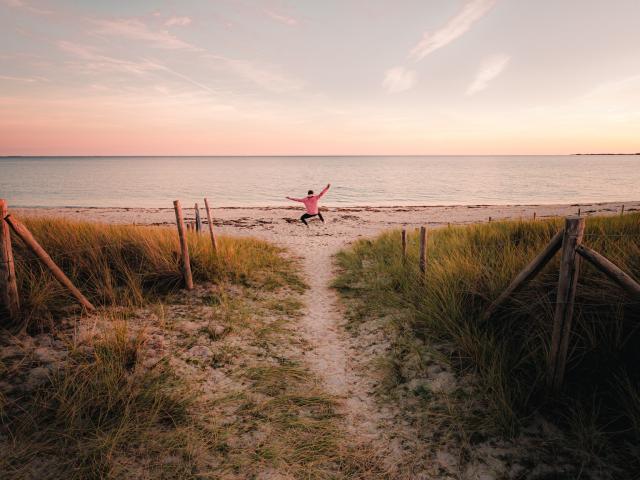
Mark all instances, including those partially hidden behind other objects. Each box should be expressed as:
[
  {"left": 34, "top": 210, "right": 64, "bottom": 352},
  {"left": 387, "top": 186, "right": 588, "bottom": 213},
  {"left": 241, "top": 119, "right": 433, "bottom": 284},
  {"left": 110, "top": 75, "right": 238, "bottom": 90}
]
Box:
[{"left": 2, "top": 153, "right": 639, "bottom": 158}]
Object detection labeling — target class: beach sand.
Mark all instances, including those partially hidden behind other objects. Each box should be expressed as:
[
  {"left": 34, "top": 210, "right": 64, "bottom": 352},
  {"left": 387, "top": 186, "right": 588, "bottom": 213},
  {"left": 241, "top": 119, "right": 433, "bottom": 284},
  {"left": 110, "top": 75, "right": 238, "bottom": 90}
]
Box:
[{"left": 11, "top": 200, "right": 639, "bottom": 475}]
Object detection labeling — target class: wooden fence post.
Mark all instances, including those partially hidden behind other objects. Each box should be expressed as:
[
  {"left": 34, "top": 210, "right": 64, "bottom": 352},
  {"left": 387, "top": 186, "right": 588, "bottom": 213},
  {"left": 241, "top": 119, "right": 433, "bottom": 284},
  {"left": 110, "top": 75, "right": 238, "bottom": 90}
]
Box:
[
  {"left": 533, "top": 212, "right": 536, "bottom": 221},
  {"left": 577, "top": 208, "right": 581, "bottom": 216},
  {"left": 576, "top": 245, "right": 640, "bottom": 298},
  {"left": 173, "top": 200, "right": 194, "bottom": 290},
  {"left": 548, "top": 216, "right": 585, "bottom": 392},
  {"left": 419, "top": 226, "right": 427, "bottom": 276},
  {"left": 4, "top": 215, "right": 95, "bottom": 312},
  {"left": 621, "top": 204, "right": 625, "bottom": 216},
  {"left": 401, "top": 228, "right": 407, "bottom": 261},
  {"left": 0, "top": 200, "right": 20, "bottom": 326},
  {"left": 204, "top": 198, "right": 218, "bottom": 252},
  {"left": 195, "top": 203, "right": 202, "bottom": 232},
  {"left": 482, "top": 229, "right": 564, "bottom": 321}
]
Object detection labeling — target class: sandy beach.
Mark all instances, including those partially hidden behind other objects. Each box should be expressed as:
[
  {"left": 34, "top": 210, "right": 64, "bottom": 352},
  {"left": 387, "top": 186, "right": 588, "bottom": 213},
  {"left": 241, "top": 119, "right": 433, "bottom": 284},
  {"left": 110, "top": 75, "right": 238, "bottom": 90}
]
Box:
[{"left": 13, "top": 200, "right": 638, "bottom": 240}]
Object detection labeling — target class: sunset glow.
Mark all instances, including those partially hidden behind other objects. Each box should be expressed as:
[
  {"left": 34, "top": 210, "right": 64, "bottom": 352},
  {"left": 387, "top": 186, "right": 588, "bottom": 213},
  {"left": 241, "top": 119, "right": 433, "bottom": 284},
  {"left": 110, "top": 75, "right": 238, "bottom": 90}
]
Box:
[{"left": 1, "top": 0, "right": 639, "bottom": 155}]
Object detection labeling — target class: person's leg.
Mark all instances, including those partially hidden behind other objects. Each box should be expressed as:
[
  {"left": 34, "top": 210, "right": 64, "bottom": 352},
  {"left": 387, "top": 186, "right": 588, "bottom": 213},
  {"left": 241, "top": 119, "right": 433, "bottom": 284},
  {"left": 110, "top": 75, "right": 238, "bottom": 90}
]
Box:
[
  {"left": 300, "top": 213, "right": 311, "bottom": 226},
  {"left": 317, "top": 212, "right": 325, "bottom": 223}
]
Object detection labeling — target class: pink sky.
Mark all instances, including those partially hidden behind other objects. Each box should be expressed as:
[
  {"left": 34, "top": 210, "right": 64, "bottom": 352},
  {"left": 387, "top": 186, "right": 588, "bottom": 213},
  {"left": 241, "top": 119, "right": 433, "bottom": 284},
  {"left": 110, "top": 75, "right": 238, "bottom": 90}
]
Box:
[{"left": 1, "top": 0, "right": 639, "bottom": 155}]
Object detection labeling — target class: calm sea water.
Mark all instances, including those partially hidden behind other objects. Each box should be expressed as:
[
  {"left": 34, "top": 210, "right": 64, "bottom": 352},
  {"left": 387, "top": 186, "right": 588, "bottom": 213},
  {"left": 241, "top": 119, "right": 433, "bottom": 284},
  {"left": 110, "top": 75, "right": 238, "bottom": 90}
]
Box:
[{"left": 1, "top": 156, "right": 638, "bottom": 208}]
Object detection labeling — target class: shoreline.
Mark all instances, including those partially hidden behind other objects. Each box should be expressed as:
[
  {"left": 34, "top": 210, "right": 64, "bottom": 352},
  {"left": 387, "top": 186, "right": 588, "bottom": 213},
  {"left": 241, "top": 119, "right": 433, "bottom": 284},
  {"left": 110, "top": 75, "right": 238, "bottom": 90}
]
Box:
[{"left": 8, "top": 199, "right": 640, "bottom": 211}]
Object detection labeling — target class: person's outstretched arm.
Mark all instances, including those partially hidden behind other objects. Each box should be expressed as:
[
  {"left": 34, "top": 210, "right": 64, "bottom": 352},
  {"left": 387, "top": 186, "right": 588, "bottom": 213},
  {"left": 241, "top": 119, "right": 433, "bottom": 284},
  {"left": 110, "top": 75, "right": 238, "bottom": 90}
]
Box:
[
  {"left": 317, "top": 183, "right": 331, "bottom": 198},
  {"left": 286, "top": 196, "right": 304, "bottom": 202}
]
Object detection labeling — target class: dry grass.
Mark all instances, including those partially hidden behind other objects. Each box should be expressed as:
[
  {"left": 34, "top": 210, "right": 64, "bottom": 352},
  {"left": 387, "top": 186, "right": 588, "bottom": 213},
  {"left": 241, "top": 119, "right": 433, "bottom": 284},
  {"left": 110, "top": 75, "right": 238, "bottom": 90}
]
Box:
[
  {"left": 334, "top": 213, "right": 640, "bottom": 478},
  {"left": 6, "top": 217, "right": 303, "bottom": 331},
  {"left": 1, "top": 216, "right": 388, "bottom": 479},
  {"left": 0, "top": 321, "right": 205, "bottom": 480}
]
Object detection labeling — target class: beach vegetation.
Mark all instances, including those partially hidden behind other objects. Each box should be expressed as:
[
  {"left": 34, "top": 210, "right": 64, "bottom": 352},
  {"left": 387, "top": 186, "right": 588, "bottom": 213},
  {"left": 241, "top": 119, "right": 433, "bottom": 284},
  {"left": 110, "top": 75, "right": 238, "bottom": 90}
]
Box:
[{"left": 334, "top": 213, "right": 640, "bottom": 477}]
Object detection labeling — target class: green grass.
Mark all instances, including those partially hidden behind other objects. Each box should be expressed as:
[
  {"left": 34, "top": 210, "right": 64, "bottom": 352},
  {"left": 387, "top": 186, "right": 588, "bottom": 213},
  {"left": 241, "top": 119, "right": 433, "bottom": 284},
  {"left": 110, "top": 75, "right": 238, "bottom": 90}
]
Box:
[
  {"left": 334, "top": 213, "right": 640, "bottom": 476},
  {"left": 6, "top": 217, "right": 304, "bottom": 330}
]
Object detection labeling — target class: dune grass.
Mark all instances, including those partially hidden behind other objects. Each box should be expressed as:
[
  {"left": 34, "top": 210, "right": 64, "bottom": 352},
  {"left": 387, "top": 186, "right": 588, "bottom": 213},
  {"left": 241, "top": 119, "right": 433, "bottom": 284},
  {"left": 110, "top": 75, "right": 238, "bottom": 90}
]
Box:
[
  {"left": 0, "top": 321, "right": 206, "bottom": 480},
  {"left": 334, "top": 213, "right": 640, "bottom": 475},
  {"left": 7, "top": 217, "right": 303, "bottom": 330},
  {"left": 1, "top": 216, "right": 390, "bottom": 479}
]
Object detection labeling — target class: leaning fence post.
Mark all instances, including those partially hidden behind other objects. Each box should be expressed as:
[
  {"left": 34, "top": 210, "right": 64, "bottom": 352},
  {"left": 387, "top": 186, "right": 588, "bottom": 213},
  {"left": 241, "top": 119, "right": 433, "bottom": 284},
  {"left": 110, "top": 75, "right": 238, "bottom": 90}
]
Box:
[
  {"left": 173, "top": 200, "right": 194, "bottom": 290},
  {"left": 204, "top": 198, "right": 218, "bottom": 253},
  {"left": 195, "top": 203, "right": 202, "bottom": 232},
  {"left": 548, "top": 216, "right": 585, "bottom": 392},
  {"left": 4, "top": 215, "right": 95, "bottom": 312},
  {"left": 0, "top": 200, "right": 20, "bottom": 326},
  {"left": 401, "top": 228, "right": 407, "bottom": 261},
  {"left": 419, "top": 226, "right": 427, "bottom": 276}
]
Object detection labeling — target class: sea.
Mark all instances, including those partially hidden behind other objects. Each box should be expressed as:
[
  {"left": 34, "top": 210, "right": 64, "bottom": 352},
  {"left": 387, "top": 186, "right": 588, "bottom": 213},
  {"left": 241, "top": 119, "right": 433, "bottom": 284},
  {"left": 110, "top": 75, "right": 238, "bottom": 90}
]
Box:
[{"left": 1, "top": 155, "right": 638, "bottom": 208}]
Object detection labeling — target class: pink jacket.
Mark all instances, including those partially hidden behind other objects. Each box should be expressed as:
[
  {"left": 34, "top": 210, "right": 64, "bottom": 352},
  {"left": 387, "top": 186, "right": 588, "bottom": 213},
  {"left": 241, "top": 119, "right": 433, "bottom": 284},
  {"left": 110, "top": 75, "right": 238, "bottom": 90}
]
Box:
[{"left": 287, "top": 185, "right": 330, "bottom": 214}]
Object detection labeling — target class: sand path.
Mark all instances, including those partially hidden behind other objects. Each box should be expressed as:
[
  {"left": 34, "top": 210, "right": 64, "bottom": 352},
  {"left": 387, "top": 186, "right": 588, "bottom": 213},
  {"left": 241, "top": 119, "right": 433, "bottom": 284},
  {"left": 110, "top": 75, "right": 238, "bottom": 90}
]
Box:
[{"left": 294, "top": 230, "right": 384, "bottom": 441}]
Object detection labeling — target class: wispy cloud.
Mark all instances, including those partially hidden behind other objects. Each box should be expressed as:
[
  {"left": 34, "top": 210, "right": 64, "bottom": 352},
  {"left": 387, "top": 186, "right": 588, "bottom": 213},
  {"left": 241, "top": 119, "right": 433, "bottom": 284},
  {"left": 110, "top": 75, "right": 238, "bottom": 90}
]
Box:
[
  {"left": 92, "top": 18, "right": 198, "bottom": 50},
  {"left": 1, "top": 0, "right": 51, "bottom": 15},
  {"left": 466, "top": 53, "right": 510, "bottom": 95},
  {"left": 58, "top": 40, "right": 219, "bottom": 95},
  {"left": 165, "top": 16, "right": 192, "bottom": 27},
  {"left": 410, "top": 0, "right": 497, "bottom": 61},
  {"left": 207, "top": 55, "right": 303, "bottom": 93},
  {"left": 58, "top": 40, "right": 164, "bottom": 75},
  {"left": 382, "top": 66, "right": 417, "bottom": 93},
  {"left": 0, "top": 74, "right": 44, "bottom": 83},
  {"left": 265, "top": 9, "right": 298, "bottom": 26}
]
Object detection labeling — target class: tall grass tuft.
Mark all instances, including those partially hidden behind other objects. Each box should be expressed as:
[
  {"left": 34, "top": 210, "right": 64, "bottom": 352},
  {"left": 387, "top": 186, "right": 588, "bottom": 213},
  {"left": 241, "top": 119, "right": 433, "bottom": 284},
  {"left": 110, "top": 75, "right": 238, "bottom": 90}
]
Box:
[
  {"left": 9, "top": 217, "right": 303, "bottom": 330},
  {"left": 334, "top": 213, "right": 640, "bottom": 471},
  {"left": 1, "top": 322, "right": 202, "bottom": 479}
]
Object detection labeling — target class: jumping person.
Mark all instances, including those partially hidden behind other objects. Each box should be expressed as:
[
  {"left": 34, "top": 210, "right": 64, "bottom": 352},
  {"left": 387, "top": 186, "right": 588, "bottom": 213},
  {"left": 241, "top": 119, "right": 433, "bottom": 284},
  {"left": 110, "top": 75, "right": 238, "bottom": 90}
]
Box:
[{"left": 286, "top": 184, "right": 331, "bottom": 226}]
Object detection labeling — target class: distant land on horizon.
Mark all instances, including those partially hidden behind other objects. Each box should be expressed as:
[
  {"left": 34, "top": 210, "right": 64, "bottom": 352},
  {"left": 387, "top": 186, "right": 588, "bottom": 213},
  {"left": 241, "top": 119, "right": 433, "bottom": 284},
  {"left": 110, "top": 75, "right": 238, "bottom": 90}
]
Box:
[{"left": 573, "top": 152, "right": 640, "bottom": 156}]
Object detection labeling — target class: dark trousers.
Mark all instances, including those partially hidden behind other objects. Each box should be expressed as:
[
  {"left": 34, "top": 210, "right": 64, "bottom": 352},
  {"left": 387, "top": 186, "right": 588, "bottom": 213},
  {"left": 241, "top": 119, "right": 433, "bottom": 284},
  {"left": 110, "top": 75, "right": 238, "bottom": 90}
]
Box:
[{"left": 300, "top": 212, "right": 324, "bottom": 226}]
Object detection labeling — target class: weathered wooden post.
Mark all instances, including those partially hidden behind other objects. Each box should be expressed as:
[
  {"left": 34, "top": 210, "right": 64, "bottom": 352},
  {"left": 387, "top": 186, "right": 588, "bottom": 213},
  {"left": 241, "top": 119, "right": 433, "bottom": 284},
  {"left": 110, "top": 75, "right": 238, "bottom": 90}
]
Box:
[
  {"left": 0, "top": 200, "right": 20, "bottom": 326},
  {"left": 548, "top": 216, "right": 585, "bottom": 392},
  {"left": 419, "top": 226, "right": 427, "bottom": 276},
  {"left": 576, "top": 245, "right": 640, "bottom": 298},
  {"left": 4, "top": 215, "right": 95, "bottom": 312},
  {"left": 621, "top": 204, "right": 625, "bottom": 216},
  {"left": 482, "top": 230, "right": 564, "bottom": 321},
  {"left": 533, "top": 212, "right": 537, "bottom": 221},
  {"left": 195, "top": 203, "right": 202, "bottom": 232},
  {"left": 401, "top": 228, "right": 407, "bottom": 261},
  {"left": 488, "top": 216, "right": 492, "bottom": 223},
  {"left": 173, "top": 200, "right": 194, "bottom": 290},
  {"left": 203, "top": 198, "right": 218, "bottom": 253},
  {"left": 577, "top": 208, "right": 581, "bottom": 216}
]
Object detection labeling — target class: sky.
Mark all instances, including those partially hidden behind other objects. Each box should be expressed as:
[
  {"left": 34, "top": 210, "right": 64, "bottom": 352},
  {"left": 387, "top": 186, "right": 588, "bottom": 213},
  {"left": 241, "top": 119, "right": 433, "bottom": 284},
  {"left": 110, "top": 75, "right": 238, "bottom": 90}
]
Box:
[{"left": 1, "top": 0, "right": 639, "bottom": 156}]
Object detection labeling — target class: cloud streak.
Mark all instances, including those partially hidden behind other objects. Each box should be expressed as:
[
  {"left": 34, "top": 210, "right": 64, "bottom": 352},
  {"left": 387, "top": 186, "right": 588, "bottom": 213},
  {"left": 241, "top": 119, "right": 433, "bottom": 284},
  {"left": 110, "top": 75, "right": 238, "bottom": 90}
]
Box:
[
  {"left": 165, "top": 16, "right": 192, "bottom": 27},
  {"left": 207, "top": 55, "right": 303, "bottom": 93},
  {"left": 382, "top": 66, "right": 417, "bottom": 93},
  {"left": 410, "top": 0, "right": 497, "bottom": 61},
  {"left": 1, "top": 0, "right": 51, "bottom": 14},
  {"left": 92, "top": 18, "right": 198, "bottom": 50},
  {"left": 58, "top": 40, "right": 164, "bottom": 75},
  {"left": 466, "top": 53, "right": 510, "bottom": 95},
  {"left": 265, "top": 9, "right": 298, "bottom": 26}
]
